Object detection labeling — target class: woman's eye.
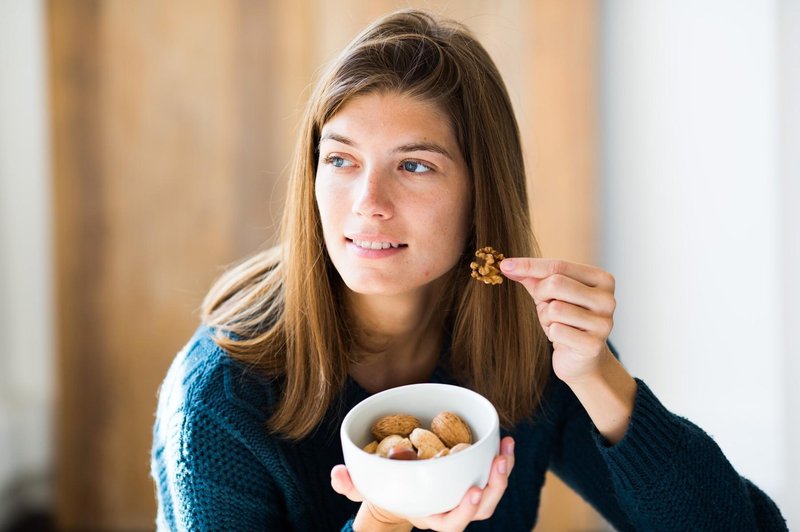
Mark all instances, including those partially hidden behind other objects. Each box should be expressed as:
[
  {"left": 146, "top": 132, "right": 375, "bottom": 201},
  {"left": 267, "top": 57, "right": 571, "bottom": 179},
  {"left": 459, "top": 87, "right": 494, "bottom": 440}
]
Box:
[
  {"left": 324, "top": 155, "right": 353, "bottom": 168},
  {"left": 402, "top": 160, "right": 432, "bottom": 173}
]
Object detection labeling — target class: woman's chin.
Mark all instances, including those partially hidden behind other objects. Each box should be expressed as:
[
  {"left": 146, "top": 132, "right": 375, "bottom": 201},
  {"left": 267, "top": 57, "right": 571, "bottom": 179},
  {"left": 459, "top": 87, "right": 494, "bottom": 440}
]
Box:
[
  {"left": 340, "top": 273, "right": 450, "bottom": 300},
  {"left": 342, "top": 280, "right": 409, "bottom": 297}
]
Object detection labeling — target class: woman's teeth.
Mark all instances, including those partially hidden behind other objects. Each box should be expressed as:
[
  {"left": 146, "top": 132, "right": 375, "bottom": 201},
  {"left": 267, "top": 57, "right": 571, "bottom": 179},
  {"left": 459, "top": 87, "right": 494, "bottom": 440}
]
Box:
[{"left": 353, "top": 239, "right": 401, "bottom": 250}]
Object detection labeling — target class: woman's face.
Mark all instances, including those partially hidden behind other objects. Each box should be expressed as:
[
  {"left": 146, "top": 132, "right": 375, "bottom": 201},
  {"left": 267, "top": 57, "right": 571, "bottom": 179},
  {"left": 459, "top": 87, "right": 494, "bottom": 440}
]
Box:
[{"left": 315, "top": 91, "right": 472, "bottom": 297}]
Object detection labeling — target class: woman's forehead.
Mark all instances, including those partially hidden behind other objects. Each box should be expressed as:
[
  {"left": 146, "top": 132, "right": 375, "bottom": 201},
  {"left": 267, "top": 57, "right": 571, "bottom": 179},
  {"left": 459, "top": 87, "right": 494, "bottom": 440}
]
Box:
[{"left": 319, "top": 92, "right": 458, "bottom": 148}]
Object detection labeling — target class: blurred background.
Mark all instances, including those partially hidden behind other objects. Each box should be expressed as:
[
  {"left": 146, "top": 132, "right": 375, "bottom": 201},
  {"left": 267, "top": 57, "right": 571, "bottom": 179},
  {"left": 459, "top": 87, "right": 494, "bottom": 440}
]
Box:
[{"left": 0, "top": 0, "right": 797, "bottom": 530}]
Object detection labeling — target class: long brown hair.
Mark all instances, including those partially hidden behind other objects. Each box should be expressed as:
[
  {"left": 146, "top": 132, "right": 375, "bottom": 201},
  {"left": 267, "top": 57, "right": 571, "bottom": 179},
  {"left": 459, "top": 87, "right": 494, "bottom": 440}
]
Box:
[{"left": 202, "top": 9, "right": 550, "bottom": 439}]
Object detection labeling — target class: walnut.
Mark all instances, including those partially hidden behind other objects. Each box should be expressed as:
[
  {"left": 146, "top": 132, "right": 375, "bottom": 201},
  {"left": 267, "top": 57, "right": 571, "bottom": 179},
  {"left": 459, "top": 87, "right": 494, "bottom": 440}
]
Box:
[{"left": 470, "top": 246, "right": 505, "bottom": 285}]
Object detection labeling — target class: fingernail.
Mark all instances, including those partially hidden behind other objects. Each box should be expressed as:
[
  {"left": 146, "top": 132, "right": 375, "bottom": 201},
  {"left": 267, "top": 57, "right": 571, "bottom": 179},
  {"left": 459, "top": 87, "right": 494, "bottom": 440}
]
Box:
[
  {"left": 471, "top": 491, "right": 482, "bottom": 505},
  {"left": 504, "top": 440, "right": 515, "bottom": 456},
  {"left": 501, "top": 259, "right": 514, "bottom": 271},
  {"left": 498, "top": 458, "right": 507, "bottom": 475}
]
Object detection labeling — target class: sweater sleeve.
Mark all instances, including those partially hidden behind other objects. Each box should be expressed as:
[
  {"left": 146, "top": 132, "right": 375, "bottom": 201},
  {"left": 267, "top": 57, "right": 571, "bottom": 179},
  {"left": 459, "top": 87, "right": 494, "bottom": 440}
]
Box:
[
  {"left": 153, "top": 404, "right": 289, "bottom": 531},
  {"left": 549, "top": 378, "right": 788, "bottom": 531},
  {"left": 151, "top": 331, "right": 292, "bottom": 531}
]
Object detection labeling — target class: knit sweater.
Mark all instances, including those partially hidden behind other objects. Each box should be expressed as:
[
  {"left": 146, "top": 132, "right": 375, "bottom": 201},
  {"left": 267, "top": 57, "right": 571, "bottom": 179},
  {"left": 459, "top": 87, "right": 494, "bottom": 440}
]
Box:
[{"left": 151, "top": 326, "right": 787, "bottom": 531}]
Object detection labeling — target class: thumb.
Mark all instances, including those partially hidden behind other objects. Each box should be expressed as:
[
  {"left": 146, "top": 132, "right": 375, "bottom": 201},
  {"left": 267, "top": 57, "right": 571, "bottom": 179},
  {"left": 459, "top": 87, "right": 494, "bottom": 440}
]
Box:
[{"left": 330, "top": 464, "right": 364, "bottom": 503}]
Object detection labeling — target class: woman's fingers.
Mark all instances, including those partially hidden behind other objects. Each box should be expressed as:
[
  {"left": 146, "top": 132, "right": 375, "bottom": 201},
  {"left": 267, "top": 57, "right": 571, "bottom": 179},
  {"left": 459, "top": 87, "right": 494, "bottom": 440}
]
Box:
[
  {"left": 330, "top": 465, "right": 364, "bottom": 503},
  {"left": 473, "top": 437, "right": 515, "bottom": 520},
  {"left": 410, "top": 437, "right": 516, "bottom": 530},
  {"left": 537, "top": 300, "right": 614, "bottom": 339},
  {"left": 336, "top": 438, "right": 516, "bottom": 530},
  {"left": 505, "top": 270, "right": 616, "bottom": 318},
  {"left": 547, "top": 322, "right": 608, "bottom": 356},
  {"left": 500, "top": 258, "right": 615, "bottom": 292},
  {"left": 501, "top": 257, "right": 619, "bottom": 383},
  {"left": 417, "top": 487, "right": 484, "bottom": 531},
  {"left": 530, "top": 274, "right": 615, "bottom": 314}
]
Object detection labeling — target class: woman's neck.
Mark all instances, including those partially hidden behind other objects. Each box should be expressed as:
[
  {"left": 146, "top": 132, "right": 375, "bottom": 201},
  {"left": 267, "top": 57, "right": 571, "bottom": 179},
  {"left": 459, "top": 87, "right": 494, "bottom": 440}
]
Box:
[{"left": 346, "top": 282, "right": 446, "bottom": 393}]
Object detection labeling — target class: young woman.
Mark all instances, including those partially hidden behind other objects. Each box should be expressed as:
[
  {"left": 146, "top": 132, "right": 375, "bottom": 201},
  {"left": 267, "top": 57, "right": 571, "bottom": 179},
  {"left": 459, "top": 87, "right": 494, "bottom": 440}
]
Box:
[{"left": 151, "top": 9, "right": 787, "bottom": 531}]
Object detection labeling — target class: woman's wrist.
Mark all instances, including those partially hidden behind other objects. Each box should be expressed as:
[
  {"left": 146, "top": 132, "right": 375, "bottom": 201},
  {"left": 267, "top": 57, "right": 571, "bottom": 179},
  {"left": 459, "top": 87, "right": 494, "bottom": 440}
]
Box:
[
  {"left": 352, "top": 502, "right": 412, "bottom": 532},
  {"left": 564, "top": 348, "right": 637, "bottom": 445}
]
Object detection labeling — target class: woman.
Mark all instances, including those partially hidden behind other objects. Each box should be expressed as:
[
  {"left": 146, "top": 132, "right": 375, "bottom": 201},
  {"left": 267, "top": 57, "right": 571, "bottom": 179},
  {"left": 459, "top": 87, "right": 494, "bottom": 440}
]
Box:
[{"left": 151, "top": 9, "right": 787, "bottom": 531}]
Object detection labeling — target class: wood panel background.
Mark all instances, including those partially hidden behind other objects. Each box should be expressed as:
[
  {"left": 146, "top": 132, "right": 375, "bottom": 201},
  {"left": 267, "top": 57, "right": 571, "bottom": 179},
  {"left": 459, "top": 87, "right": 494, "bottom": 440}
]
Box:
[{"left": 48, "top": 1, "right": 602, "bottom": 529}]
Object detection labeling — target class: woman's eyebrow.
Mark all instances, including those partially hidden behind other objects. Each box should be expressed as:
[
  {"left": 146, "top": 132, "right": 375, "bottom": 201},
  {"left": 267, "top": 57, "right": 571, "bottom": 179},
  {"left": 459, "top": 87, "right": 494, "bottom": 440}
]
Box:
[
  {"left": 394, "top": 142, "right": 453, "bottom": 161},
  {"left": 319, "top": 132, "right": 453, "bottom": 161},
  {"left": 319, "top": 132, "right": 356, "bottom": 146}
]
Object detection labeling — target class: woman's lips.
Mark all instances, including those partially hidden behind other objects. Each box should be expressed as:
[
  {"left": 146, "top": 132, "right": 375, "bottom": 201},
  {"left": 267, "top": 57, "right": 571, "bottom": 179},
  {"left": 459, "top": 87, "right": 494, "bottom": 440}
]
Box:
[
  {"left": 351, "top": 238, "right": 403, "bottom": 250},
  {"left": 346, "top": 238, "right": 407, "bottom": 258}
]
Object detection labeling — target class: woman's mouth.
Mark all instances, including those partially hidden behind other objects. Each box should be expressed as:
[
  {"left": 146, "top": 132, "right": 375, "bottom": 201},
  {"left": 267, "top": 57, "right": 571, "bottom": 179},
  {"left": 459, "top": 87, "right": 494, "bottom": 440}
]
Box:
[
  {"left": 345, "top": 237, "right": 408, "bottom": 257},
  {"left": 350, "top": 239, "right": 407, "bottom": 250}
]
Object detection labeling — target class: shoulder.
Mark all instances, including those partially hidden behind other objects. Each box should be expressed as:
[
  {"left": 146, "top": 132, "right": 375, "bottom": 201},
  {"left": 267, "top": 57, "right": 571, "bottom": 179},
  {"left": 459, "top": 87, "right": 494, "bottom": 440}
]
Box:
[
  {"left": 154, "top": 325, "right": 280, "bottom": 434},
  {"left": 152, "top": 327, "right": 291, "bottom": 528}
]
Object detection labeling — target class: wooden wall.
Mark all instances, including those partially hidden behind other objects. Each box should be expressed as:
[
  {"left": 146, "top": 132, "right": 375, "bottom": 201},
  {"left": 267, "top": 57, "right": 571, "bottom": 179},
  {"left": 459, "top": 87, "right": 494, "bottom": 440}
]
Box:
[{"left": 48, "top": 1, "right": 600, "bottom": 529}]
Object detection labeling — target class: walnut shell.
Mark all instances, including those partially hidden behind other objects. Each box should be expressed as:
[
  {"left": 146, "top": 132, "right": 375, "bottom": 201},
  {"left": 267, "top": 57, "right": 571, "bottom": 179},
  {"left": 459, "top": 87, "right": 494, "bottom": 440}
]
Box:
[
  {"left": 371, "top": 414, "right": 422, "bottom": 440},
  {"left": 431, "top": 412, "right": 473, "bottom": 448}
]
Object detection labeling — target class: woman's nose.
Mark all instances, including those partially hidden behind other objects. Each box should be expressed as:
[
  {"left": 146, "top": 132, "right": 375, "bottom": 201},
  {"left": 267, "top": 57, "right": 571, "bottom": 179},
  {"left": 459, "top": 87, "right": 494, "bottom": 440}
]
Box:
[{"left": 352, "top": 169, "right": 393, "bottom": 219}]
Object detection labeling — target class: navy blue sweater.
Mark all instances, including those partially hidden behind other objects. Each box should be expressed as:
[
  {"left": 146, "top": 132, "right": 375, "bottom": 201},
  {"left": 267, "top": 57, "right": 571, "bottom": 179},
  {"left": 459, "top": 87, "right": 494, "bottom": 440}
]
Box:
[{"left": 151, "top": 326, "right": 787, "bottom": 530}]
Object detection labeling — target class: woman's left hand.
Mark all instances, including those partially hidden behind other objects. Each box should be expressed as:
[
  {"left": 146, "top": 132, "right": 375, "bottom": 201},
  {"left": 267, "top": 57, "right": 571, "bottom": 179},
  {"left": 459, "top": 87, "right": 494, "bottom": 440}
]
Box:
[
  {"left": 331, "top": 437, "right": 516, "bottom": 531},
  {"left": 500, "top": 258, "right": 617, "bottom": 385}
]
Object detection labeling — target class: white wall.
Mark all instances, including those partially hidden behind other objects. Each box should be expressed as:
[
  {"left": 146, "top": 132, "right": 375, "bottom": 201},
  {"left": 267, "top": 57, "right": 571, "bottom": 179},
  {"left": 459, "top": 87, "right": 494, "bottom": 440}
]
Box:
[
  {"left": 601, "top": 0, "right": 795, "bottom": 527},
  {"left": 0, "top": 0, "right": 54, "bottom": 526},
  {"left": 779, "top": 0, "right": 800, "bottom": 527}
]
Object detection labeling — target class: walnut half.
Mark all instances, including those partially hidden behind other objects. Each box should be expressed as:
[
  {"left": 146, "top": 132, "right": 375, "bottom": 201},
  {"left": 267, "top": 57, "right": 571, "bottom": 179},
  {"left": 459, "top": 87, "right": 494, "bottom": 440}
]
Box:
[{"left": 470, "top": 246, "right": 505, "bottom": 285}]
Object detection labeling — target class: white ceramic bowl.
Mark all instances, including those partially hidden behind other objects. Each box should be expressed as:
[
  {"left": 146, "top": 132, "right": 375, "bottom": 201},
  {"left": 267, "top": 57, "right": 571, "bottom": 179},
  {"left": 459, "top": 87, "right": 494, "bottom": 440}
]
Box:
[{"left": 340, "top": 383, "right": 500, "bottom": 517}]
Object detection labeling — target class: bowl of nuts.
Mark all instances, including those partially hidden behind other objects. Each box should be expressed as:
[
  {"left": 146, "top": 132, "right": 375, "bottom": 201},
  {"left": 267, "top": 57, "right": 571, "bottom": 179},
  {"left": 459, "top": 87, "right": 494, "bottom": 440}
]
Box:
[{"left": 340, "top": 383, "right": 500, "bottom": 517}]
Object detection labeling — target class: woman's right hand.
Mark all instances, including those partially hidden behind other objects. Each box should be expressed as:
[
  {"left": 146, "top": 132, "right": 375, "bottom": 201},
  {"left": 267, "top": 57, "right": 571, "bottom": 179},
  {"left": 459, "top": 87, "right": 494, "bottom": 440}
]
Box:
[{"left": 330, "top": 436, "right": 515, "bottom": 532}]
